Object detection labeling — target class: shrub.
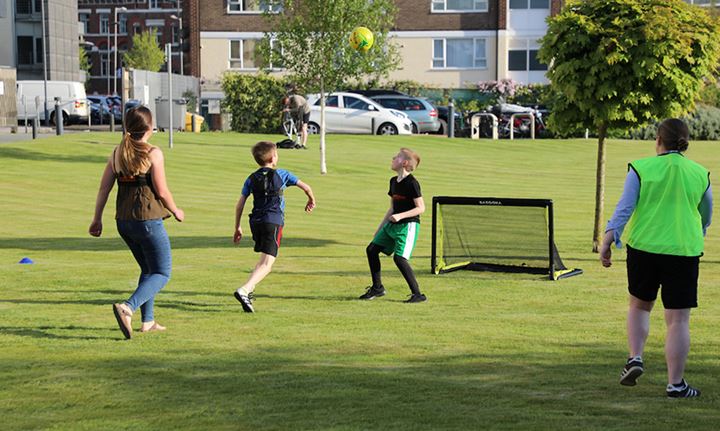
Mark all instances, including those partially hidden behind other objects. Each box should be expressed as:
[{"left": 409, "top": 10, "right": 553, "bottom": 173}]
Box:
[
  {"left": 625, "top": 104, "right": 720, "bottom": 141},
  {"left": 221, "top": 73, "right": 289, "bottom": 133}
]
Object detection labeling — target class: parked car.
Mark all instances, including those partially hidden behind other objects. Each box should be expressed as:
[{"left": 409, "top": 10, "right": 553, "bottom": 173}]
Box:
[
  {"left": 16, "top": 80, "right": 88, "bottom": 126},
  {"left": 435, "top": 105, "right": 466, "bottom": 136},
  {"left": 370, "top": 95, "right": 441, "bottom": 134},
  {"left": 306, "top": 92, "right": 413, "bottom": 135},
  {"left": 87, "top": 95, "right": 114, "bottom": 123}
]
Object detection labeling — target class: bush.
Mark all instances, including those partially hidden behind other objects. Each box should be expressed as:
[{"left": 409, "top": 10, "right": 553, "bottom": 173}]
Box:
[
  {"left": 625, "top": 104, "right": 720, "bottom": 141},
  {"left": 221, "top": 73, "right": 290, "bottom": 133}
]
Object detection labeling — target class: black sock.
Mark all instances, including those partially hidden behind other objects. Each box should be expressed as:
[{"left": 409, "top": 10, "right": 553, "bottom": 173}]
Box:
[
  {"left": 393, "top": 254, "right": 420, "bottom": 295},
  {"left": 366, "top": 243, "right": 383, "bottom": 288}
]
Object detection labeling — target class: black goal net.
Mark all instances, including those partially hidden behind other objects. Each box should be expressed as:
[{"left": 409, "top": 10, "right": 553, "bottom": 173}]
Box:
[{"left": 431, "top": 196, "right": 582, "bottom": 280}]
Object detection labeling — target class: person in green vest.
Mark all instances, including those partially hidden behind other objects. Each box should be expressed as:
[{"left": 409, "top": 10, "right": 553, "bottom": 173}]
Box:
[{"left": 600, "top": 118, "right": 712, "bottom": 398}]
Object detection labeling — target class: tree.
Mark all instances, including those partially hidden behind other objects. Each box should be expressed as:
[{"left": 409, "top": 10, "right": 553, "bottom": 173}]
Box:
[
  {"left": 123, "top": 29, "right": 165, "bottom": 72},
  {"left": 260, "top": 0, "right": 401, "bottom": 174},
  {"left": 538, "top": 0, "right": 720, "bottom": 252},
  {"left": 79, "top": 46, "right": 91, "bottom": 85}
]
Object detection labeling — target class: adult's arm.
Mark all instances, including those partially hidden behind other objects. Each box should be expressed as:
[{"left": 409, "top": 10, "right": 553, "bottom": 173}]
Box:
[{"left": 88, "top": 157, "right": 116, "bottom": 237}]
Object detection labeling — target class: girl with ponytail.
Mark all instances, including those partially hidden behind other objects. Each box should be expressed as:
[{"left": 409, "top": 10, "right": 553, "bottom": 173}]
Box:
[
  {"left": 601, "top": 118, "right": 712, "bottom": 398},
  {"left": 89, "top": 106, "right": 184, "bottom": 339}
]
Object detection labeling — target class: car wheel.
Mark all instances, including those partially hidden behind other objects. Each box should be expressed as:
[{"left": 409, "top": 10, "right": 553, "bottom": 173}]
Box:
[
  {"left": 50, "top": 111, "right": 68, "bottom": 127},
  {"left": 411, "top": 122, "right": 419, "bottom": 134},
  {"left": 377, "top": 123, "right": 398, "bottom": 135},
  {"left": 307, "top": 122, "right": 320, "bottom": 134},
  {"left": 437, "top": 119, "right": 447, "bottom": 135}
]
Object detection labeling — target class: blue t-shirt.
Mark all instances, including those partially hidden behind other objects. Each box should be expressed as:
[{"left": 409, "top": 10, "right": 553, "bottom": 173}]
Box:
[{"left": 241, "top": 168, "right": 299, "bottom": 225}]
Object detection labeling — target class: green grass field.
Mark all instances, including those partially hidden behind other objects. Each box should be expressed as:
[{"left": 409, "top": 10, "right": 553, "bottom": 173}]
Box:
[{"left": 1, "top": 132, "right": 719, "bottom": 430}]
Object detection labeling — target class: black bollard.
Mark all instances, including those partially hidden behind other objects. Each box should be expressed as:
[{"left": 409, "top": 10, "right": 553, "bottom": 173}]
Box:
[{"left": 32, "top": 117, "right": 37, "bottom": 139}]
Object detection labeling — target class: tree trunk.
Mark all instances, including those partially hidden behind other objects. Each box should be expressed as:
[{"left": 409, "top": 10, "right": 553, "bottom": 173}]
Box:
[
  {"left": 319, "top": 79, "right": 327, "bottom": 175},
  {"left": 592, "top": 123, "right": 608, "bottom": 252}
]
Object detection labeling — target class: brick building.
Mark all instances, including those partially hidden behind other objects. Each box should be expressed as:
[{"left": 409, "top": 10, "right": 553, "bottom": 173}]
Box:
[
  {"left": 79, "top": 0, "right": 199, "bottom": 96},
  {"left": 198, "top": 0, "right": 564, "bottom": 100}
]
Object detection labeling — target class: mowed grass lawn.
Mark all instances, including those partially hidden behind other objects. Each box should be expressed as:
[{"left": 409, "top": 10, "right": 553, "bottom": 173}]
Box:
[{"left": 1, "top": 131, "right": 719, "bottom": 430}]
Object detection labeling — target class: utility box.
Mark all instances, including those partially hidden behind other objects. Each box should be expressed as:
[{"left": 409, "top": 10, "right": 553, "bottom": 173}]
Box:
[{"left": 155, "top": 98, "right": 187, "bottom": 131}]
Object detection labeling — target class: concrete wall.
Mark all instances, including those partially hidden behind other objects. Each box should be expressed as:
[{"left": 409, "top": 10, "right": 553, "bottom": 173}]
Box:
[
  {"left": 130, "top": 68, "right": 199, "bottom": 121},
  {"left": 0, "top": 0, "right": 15, "bottom": 68},
  {"left": 0, "top": 66, "right": 17, "bottom": 126},
  {"left": 47, "top": 0, "right": 79, "bottom": 81}
]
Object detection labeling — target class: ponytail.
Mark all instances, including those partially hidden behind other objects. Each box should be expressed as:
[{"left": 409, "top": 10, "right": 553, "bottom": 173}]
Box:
[
  {"left": 117, "top": 131, "right": 150, "bottom": 175},
  {"left": 117, "top": 106, "right": 154, "bottom": 175}
]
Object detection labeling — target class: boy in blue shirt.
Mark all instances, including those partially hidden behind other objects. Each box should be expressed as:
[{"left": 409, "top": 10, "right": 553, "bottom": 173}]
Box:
[{"left": 233, "top": 141, "right": 315, "bottom": 312}]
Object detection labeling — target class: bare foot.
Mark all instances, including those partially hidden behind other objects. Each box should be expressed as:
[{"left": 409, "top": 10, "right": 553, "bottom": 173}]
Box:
[{"left": 140, "top": 321, "right": 166, "bottom": 332}]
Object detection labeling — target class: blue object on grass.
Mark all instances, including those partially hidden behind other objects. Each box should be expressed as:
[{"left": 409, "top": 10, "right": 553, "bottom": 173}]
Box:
[{"left": 19, "top": 257, "right": 34, "bottom": 264}]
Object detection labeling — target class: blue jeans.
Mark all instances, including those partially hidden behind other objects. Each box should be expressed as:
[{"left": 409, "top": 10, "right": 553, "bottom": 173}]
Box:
[{"left": 116, "top": 219, "right": 172, "bottom": 322}]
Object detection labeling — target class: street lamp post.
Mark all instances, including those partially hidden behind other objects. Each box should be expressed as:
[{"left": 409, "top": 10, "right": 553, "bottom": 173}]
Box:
[
  {"left": 40, "top": 0, "right": 48, "bottom": 126},
  {"left": 113, "top": 7, "right": 127, "bottom": 96},
  {"left": 170, "top": 14, "right": 183, "bottom": 75}
]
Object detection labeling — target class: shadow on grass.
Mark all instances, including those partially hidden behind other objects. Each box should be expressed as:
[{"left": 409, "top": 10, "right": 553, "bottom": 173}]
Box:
[
  {"left": 0, "top": 325, "right": 115, "bottom": 340},
  {"left": 0, "top": 146, "right": 108, "bottom": 164},
  {"left": 0, "top": 236, "right": 338, "bottom": 251},
  {"left": 5, "top": 348, "right": 718, "bottom": 430}
]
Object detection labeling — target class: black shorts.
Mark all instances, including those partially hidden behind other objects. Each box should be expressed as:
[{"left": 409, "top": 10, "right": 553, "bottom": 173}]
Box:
[
  {"left": 298, "top": 111, "right": 310, "bottom": 125},
  {"left": 626, "top": 245, "right": 699, "bottom": 309},
  {"left": 250, "top": 222, "right": 283, "bottom": 257}
]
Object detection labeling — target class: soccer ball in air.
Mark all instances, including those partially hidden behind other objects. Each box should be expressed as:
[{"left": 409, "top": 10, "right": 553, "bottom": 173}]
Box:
[{"left": 349, "top": 27, "right": 374, "bottom": 52}]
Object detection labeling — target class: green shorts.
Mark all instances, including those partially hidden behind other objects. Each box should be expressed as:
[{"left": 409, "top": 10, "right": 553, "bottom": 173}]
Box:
[{"left": 371, "top": 221, "right": 419, "bottom": 260}]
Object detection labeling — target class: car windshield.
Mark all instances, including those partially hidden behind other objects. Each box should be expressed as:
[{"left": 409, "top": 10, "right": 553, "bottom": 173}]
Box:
[{"left": 344, "top": 96, "right": 370, "bottom": 110}]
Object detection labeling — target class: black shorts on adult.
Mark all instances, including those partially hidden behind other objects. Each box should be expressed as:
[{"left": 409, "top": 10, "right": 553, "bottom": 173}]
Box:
[
  {"left": 300, "top": 111, "right": 310, "bottom": 125},
  {"left": 250, "top": 222, "right": 283, "bottom": 257},
  {"left": 626, "top": 245, "right": 699, "bottom": 309}
]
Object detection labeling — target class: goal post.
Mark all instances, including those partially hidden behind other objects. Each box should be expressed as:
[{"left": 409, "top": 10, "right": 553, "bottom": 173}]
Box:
[{"left": 431, "top": 196, "right": 582, "bottom": 280}]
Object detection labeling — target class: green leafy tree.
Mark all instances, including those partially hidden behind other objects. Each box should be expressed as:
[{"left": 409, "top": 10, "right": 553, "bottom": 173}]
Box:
[
  {"left": 123, "top": 29, "right": 165, "bottom": 72},
  {"left": 539, "top": 0, "right": 720, "bottom": 252},
  {"left": 259, "top": 0, "right": 401, "bottom": 174},
  {"left": 79, "top": 46, "right": 91, "bottom": 85}
]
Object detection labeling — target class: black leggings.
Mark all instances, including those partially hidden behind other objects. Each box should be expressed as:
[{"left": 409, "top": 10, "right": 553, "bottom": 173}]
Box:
[{"left": 366, "top": 243, "right": 420, "bottom": 295}]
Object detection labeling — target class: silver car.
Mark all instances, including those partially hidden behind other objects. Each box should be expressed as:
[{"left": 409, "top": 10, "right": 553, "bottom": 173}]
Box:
[
  {"left": 307, "top": 92, "right": 413, "bottom": 135},
  {"left": 370, "top": 95, "right": 441, "bottom": 134}
]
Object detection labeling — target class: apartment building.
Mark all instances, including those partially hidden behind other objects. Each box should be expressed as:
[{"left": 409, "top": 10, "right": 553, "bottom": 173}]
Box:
[
  {"left": 1, "top": 1, "right": 80, "bottom": 81},
  {"left": 78, "top": 0, "right": 199, "bottom": 95},
  {"left": 198, "top": 0, "right": 563, "bottom": 98}
]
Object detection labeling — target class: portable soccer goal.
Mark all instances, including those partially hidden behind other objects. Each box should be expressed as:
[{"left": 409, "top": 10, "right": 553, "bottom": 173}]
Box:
[{"left": 431, "top": 196, "right": 582, "bottom": 280}]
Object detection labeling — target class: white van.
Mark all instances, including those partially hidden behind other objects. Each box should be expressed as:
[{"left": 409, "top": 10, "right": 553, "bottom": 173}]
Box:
[{"left": 16, "top": 81, "right": 89, "bottom": 126}]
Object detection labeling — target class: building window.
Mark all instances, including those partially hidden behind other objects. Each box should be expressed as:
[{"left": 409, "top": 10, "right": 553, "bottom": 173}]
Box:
[
  {"left": 119, "top": 16, "right": 128, "bottom": 34},
  {"left": 17, "top": 36, "right": 34, "bottom": 64},
  {"left": 133, "top": 23, "right": 141, "bottom": 35},
  {"left": 227, "top": 0, "right": 283, "bottom": 13},
  {"left": 79, "top": 13, "right": 90, "bottom": 34},
  {"left": 16, "top": 0, "right": 43, "bottom": 14},
  {"left": 431, "top": 0, "right": 488, "bottom": 12},
  {"left": 100, "top": 53, "right": 109, "bottom": 76},
  {"left": 432, "top": 38, "right": 487, "bottom": 69},
  {"left": 509, "top": 0, "right": 550, "bottom": 9},
  {"left": 508, "top": 49, "right": 547, "bottom": 71},
  {"left": 149, "top": 0, "right": 160, "bottom": 9},
  {"left": 148, "top": 27, "right": 163, "bottom": 45},
  {"left": 35, "top": 37, "right": 43, "bottom": 64},
  {"left": 229, "top": 39, "right": 281, "bottom": 69},
  {"left": 100, "top": 14, "right": 109, "bottom": 34}
]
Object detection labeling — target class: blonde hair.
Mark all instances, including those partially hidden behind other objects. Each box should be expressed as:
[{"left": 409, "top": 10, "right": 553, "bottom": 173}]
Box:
[
  {"left": 117, "top": 106, "right": 153, "bottom": 175},
  {"left": 252, "top": 141, "right": 277, "bottom": 165},
  {"left": 399, "top": 147, "right": 420, "bottom": 171}
]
